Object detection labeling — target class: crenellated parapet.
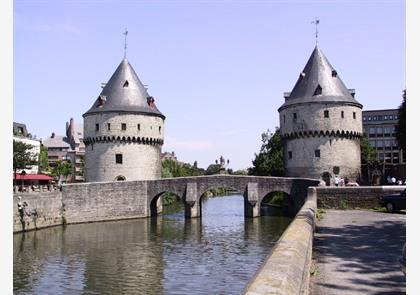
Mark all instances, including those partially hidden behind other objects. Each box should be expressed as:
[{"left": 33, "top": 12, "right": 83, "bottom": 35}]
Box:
[
  {"left": 281, "top": 129, "right": 362, "bottom": 140},
  {"left": 83, "top": 136, "right": 164, "bottom": 146}
]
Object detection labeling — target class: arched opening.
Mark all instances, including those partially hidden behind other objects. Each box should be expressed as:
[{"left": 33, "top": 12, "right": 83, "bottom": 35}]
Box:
[
  {"left": 260, "top": 191, "right": 294, "bottom": 217},
  {"left": 150, "top": 192, "right": 184, "bottom": 217},
  {"left": 199, "top": 186, "right": 242, "bottom": 218},
  {"left": 115, "top": 175, "right": 126, "bottom": 181},
  {"left": 322, "top": 172, "right": 332, "bottom": 186}
]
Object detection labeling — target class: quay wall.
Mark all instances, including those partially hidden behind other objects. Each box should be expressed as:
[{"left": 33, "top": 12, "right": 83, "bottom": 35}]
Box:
[
  {"left": 316, "top": 186, "right": 405, "bottom": 209},
  {"left": 243, "top": 187, "right": 317, "bottom": 295},
  {"left": 13, "top": 192, "right": 63, "bottom": 233},
  {"left": 62, "top": 181, "right": 149, "bottom": 224}
]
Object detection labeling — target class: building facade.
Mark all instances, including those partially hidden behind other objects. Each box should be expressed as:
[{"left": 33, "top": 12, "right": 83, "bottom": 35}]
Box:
[
  {"left": 13, "top": 122, "right": 41, "bottom": 175},
  {"left": 83, "top": 58, "right": 165, "bottom": 182},
  {"left": 362, "top": 109, "right": 405, "bottom": 181},
  {"left": 279, "top": 46, "right": 363, "bottom": 184},
  {"left": 43, "top": 118, "right": 85, "bottom": 183}
]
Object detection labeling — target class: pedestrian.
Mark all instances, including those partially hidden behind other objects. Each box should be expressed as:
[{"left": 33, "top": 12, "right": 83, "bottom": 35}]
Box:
[
  {"left": 17, "top": 196, "right": 25, "bottom": 220},
  {"left": 334, "top": 176, "right": 339, "bottom": 187},
  {"left": 391, "top": 177, "right": 396, "bottom": 185},
  {"left": 398, "top": 179, "right": 403, "bottom": 185}
]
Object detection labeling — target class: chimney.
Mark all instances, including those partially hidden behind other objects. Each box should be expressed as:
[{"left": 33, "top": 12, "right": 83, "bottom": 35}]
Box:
[{"left": 51, "top": 132, "right": 55, "bottom": 138}]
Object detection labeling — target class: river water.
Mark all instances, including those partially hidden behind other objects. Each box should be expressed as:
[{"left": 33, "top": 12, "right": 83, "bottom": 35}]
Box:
[{"left": 14, "top": 195, "right": 291, "bottom": 294}]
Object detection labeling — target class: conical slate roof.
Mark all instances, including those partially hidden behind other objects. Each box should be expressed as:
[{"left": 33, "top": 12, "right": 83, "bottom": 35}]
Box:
[
  {"left": 84, "top": 58, "right": 165, "bottom": 118},
  {"left": 281, "top": 46, "right": 362, "bottom": 108}
]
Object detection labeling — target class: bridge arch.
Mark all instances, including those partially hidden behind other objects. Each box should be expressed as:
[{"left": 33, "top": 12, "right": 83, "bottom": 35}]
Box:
[{"left": 150, "top": 190, "right": 184, "bottom": 217}]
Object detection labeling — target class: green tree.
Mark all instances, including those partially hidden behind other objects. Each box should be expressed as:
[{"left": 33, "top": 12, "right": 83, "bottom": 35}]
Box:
[
  {"left": 162, "top": 159, "right": 205, "bottom": 178},
  {"left": 38, "top": 145, "right": 49, "bottom": 173},
  {"left": 13, "top": 140, "right": 37, "bottom": 186},
  {"left": 55, "top": 160, "right": 73, "bottom": 184},
  {"left": 360, "top": 135, "right": 378, "bottom": 184},
  {"left": 205, "top": 164, "right": 221, "bottom": 175},
  {"left": 396, "top": 89, "right": 406, "bottom": 151},
  {"left": 248, "top": 128, "right": 284, "bottom": 176}
]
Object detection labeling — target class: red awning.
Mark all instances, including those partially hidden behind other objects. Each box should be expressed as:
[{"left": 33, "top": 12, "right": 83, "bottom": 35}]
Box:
[{"left": 13, "top": 174, "right": 54, "bottom": 181}]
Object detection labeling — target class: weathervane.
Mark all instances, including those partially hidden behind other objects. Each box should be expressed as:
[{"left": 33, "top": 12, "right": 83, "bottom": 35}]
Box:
[
  {"left": 123, "top": 28, "right": 128, "bottom": 58},
  {"left": 311, "top": 17, "right": 320, "bottom": 45}
]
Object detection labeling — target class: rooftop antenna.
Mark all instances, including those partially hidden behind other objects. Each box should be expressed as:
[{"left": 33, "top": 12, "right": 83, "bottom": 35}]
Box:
[
  {"left": 123, "top": 28, "right": 128, "bottom": 58},
  {"left": 311, "top": 17, "right": 320, "bottom": 45}
]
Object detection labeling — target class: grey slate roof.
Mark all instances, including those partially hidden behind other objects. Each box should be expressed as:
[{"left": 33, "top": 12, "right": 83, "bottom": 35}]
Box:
[
  {"left": 43, "top": 135, "right": 70, "bottom": 149},
  {"left": 281, "top": 46, "right": 362, "bottom": 108},
  {"left": 84, "top": 58, "right": 165, "bottom": 119}
]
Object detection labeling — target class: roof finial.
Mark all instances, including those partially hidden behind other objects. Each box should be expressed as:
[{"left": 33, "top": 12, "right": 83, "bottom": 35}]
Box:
[
  {"left": 311, "top": 17, "right": 320, "bottom": 46},
  {"left": 123, "top": 28, "right": 128, "bottom": 58}
]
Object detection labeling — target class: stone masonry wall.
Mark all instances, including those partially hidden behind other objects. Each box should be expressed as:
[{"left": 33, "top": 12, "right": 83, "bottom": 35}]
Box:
[
  {"left": 279, "top": 103, "right": 362, "bottom": 136},
  {"left": 62, "top": 181, "right": 149, "bottom": 224},
  {"left": 84, "top": 112, "right": 164, "bottom": 182},
  {"left": 279, "top": 102, "right": 362, "bottom": 181},
  {"left": 85, "top": 142, "right": 162, "bottom": 182},
  {"left": 284, "top": 137, "right": 361, "bottom": 181},
  {"left": 13, "top": 192, "right": 63, "bottom": 233},
  {"left": 316, "top": 186, "right": 405, "bottom": 209}
]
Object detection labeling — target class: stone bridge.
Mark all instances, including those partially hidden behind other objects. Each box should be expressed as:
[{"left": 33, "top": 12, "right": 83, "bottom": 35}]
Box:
[{"left": 147, "top": 175, "right": 319, "bottom": 218}]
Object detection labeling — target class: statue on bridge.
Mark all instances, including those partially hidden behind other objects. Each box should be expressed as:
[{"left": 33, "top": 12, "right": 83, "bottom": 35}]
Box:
[{"left": 216, "top": 156, "right": 229, "bottom": 174}]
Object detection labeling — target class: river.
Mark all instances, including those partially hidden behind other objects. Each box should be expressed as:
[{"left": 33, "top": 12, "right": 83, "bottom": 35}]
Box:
[{"left": 14, "top": 195, "right": 291, "bottom": 294}]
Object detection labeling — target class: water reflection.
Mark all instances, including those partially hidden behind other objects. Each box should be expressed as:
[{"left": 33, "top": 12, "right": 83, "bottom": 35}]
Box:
[{"left": 14, "top": 195, "right": 291, "bottom": 294}]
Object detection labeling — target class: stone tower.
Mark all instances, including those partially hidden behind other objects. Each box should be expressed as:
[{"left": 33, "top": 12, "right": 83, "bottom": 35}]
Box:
[
  {"left": 83, "top": 58, "right": 165, "bottom": 182},
  {"left": 278, "top": 46, "right": 363, "bottom": 183}
]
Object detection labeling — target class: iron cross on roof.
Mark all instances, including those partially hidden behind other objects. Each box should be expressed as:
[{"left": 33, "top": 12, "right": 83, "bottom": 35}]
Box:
[
  {"left": 311, "top": 18, "right": 320, "bottom": 45},
  {"left": 123, "top": 29, "right": 128, "bottom": 58}
]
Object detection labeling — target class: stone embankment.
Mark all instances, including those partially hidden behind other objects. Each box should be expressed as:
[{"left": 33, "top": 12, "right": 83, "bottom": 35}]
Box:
[{"left": 243, "top": 185, "right": 405, "bottom": 294}]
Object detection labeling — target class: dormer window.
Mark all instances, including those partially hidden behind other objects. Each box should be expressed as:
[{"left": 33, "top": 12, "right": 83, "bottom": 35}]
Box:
[
  {"left": 96, "top": 95, "right": 106, "bottom": 107},
  {"left": 123, "top": 80, "right": 129, "bottom": 87},
  {"left": 332, "top": 70, "right": 337, "bottom": 77},
  {"left": 313, "top": 85, "right": 322, "bottom": 96}
]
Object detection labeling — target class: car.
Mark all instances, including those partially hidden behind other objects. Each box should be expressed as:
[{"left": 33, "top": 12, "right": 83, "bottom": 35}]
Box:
[
  {"left": 346, "top": 181, "right": 359, "bottom": 187},
  {"left": 380, "top": 189, "right": 406, "bottom": 213}
]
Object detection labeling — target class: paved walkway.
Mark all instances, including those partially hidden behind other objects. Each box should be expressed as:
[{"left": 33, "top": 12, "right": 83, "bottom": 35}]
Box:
[{"left": 310, "top": 210, "right": 406, "bottom": 295}]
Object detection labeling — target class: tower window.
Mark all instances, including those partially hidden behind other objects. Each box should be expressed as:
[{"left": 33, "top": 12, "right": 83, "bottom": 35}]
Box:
[
  {"left": 315, "top": 149, "right": 321, "bottom": 158},
  {"left": 288, "top": 151, "right": 292, "bottom": 159},
  {"left": 116, "top": 154, "right": 123, "bottom": 164},
  {"left": 137, "top": 124, "right": 141, "bottom": 131},
  {"left": 332, "top": 70, "right": 337, "bottom": 77},
  {"left": 293, "top": 113, "right": 297, "bottom": 120},
  {"left": 353, "top": 112, "right": 356, "bottom": 119},
  {"left": 341, "top": 111, "right": 344, "bottom": 118},
  {"left": 324, "top": 110, "right": 329, "bottom": 118},
  {"left": 313, "top": 84, "right": 322, "bottom": 96},
  {"left": 159, "top": 126, "right": 161, "bottom": 134},
  {"left": 121, "top": 123, "right": 126, "bottom": 131},
  {"left": 283, "top": 115, "right": 285, "bottom": 124},
  {"left": 95, "top": 124, "right": 99, "bottom": 131},
  {"left": 123, "top": 80, "right": 129, "bottom": 87},
  {"left": 107, "top": 123, "right": 111, "bottom": 131}
]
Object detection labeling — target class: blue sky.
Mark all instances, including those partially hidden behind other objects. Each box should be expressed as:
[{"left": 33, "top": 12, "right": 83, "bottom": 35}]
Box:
[{"left": 13, "top": 0, "right": 405, "bottom": 170}]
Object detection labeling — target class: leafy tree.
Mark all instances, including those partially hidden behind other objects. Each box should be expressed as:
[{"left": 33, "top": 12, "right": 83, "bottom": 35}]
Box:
[
  {"left": 162, "top": 159, "right": 205, "bottom": 178},
  {"left": 248, "top": 128, "right": 284, "bottom": 176},
  {"left": 38, "top": 145, "right": 49, "bottom": 173},
  {"left": 54, "top": 160, "right": 73, "bottom": 184},
  {"left": 360, "top": 135, "right": 378, "bottom": 184},
  {"left": 205, "top": 164, "right": 221, "bottom": 175},
  {"left": 396, "top": 89, "right": 406, "bottom": 151},
  {"left": 13, "top": 140, "right": 37, "bottom": 186}
]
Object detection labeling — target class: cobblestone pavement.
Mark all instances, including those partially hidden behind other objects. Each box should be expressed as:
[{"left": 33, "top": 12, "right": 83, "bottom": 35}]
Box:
[{"left": 310, "top": 210, "right": 406, "bottom": 295}]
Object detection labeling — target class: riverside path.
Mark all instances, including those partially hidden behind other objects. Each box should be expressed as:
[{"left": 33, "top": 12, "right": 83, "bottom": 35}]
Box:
[{"left": 310, "top": 210, "right": 406, "bottom": 294}]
